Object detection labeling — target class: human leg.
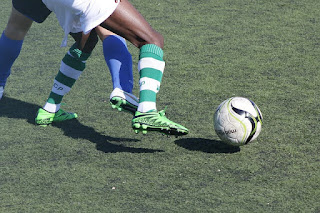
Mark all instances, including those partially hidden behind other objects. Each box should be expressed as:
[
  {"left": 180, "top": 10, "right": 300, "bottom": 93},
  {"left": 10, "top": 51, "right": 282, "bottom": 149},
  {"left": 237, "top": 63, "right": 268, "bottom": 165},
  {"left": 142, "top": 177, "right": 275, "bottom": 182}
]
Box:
[
  {"left": 1, "top": 0, "right": 51, "bottom": 99},
  {"left": 96, "top": 26, "right": 133, "bottom": 93},
  {"left": 100, "top": 0, "right": 188, "bottom": 135},
  {"left": 0, "top": 32, "right": 23, "bottom": 99},
  {"left": 102, "top": 0, "right": 165, "bottom": 112},
  {"left": 35, "top": 32, "right": 98, "bottom": 126},
  {"left": 0, "top": 7, "right": 33, "bottom": 99},
  {"left": 38, "top": 0, "right": 188, "bottom": 134},
  {"left": 95, "top": 26, "right": 138, "bottom": 114}
]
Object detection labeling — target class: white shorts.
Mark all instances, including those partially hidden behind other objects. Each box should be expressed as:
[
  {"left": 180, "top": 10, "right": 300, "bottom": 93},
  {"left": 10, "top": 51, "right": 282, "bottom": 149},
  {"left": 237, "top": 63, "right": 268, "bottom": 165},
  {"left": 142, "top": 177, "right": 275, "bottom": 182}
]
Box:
[{"left": 42, "top": 0, "right": 119, "bottom": 46}]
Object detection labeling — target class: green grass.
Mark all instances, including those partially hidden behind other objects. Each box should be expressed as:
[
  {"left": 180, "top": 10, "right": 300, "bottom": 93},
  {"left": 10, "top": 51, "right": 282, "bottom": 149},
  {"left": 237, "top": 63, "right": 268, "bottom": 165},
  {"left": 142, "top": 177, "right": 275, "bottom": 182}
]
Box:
[{"left": 0, "top": 0, "right": 319, "bottom": 212}]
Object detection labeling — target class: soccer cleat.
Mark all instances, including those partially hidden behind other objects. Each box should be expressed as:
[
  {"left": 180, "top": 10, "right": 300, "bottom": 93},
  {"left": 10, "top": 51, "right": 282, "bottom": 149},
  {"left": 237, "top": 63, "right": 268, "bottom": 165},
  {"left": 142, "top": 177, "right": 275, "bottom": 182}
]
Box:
[
  {"left": 132, "top": 108, "right": 189, "bottom": 136},
  {"left": 35, "top": 108, "right": 78, "bottom": 126},
  {"left": 109, "top": 88, "right": 139, "bottom": 115},
  {"left": 0, "top": 86, "right": 3, "bottom": 100}
]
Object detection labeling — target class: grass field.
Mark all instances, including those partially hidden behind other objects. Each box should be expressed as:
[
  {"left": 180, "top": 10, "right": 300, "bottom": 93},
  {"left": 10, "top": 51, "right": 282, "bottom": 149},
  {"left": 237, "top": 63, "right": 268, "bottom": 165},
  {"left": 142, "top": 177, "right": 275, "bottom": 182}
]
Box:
[{"left": 0, "top": 0, "right": 319, "bottom": 212}]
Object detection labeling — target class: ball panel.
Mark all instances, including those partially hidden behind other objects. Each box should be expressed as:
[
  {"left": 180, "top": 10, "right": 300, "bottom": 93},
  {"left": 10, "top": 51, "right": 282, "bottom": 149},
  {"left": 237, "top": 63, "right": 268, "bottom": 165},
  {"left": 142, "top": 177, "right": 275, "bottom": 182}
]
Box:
[{"left": 214, "top": 97, "right": 263, "bottom": 146}]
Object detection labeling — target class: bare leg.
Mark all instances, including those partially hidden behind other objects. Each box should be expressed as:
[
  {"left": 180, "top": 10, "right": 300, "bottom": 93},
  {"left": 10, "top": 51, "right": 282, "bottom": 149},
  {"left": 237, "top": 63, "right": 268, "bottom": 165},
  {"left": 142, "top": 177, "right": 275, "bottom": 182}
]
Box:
[
  {"left": 95, "top": 26, "right": 116, "bottom": 41},
  {"left": 4, "top": 7, "right": 33, "bottom": 40},
  {"left": 100, "top": 0, "right": 164, "bottom": 48}
]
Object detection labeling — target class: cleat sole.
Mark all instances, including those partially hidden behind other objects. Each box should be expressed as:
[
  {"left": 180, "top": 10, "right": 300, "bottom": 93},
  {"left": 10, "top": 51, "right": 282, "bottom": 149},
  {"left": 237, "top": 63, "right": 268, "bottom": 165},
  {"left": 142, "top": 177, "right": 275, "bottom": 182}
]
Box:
[
  {"left": 38, "top": 124, "right": 49, "bottom": 127},
  {"left": 131, "top": 109, "right": 189, "bottom": 136},
  {"left": 110, "top": 97, "right": 137, "bottom": 115},
  {"left": 132, "top": 124, "right": 188, "bottom": 136}
]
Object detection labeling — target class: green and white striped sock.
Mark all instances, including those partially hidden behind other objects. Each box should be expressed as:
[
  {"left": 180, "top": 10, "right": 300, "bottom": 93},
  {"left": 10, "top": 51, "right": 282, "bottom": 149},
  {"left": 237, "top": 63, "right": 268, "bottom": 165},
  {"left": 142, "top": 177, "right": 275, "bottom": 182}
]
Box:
[
  {"left": 43, "top": 44, "right": 90, "bottom": 113},
  {"left": 138, "top": 44, "right": 165, "bottom": 113}
]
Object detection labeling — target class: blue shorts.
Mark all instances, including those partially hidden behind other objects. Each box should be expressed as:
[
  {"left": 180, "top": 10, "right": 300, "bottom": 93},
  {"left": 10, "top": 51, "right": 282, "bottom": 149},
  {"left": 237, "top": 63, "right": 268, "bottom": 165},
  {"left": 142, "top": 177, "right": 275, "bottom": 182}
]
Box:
[{"left": 12, "top": 0, "right": 51, "bottom": 23}]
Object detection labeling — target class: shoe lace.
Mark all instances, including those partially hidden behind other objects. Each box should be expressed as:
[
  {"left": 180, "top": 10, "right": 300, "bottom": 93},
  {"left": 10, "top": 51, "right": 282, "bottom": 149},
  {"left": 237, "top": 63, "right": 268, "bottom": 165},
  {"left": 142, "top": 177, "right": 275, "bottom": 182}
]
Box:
[
  {"left": 156, "top": 107, "right": 178, "bottom": 126},
  {"left": 158, "top": 106, "right": 167, "bottom": 117}
]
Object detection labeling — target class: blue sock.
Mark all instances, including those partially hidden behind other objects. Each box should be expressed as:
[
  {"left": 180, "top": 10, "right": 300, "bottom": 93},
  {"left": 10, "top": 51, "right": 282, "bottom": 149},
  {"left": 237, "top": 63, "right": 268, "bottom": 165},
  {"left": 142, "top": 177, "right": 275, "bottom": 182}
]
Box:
[
  {"left": 103, "top": 35, "right": 133, "bottom": 93},
  {"left": 0, "top": 32, "right": 23, "bottom": 87}
]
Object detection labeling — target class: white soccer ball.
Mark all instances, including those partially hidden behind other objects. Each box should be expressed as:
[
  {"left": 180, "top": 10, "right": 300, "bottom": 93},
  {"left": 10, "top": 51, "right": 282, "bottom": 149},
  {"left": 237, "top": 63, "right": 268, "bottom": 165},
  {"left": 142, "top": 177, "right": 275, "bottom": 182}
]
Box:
[{"left": 214, "top": 97, "right": 263, "bottom": 146}]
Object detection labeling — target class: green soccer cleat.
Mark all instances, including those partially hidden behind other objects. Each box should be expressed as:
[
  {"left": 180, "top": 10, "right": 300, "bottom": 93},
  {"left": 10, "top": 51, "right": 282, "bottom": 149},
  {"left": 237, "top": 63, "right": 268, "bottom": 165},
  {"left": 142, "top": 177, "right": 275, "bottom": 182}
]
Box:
[
  {"left": 35, "top": 108, "right": 78, "bottom": 126},
  {"left": 132, "top": 108, "right": 189, "bottom": 136},
  {"left": 109, "top": 88, "right": 139, "bottom": 115}
]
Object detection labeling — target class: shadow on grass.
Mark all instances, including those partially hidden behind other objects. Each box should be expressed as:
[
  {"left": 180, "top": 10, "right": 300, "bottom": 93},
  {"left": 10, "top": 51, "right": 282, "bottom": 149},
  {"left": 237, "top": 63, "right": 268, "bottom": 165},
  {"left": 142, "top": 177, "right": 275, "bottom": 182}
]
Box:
[
  {"left": 175, "top": 138, "right": 240, "bottom": 153},
  {"left": 0, "top": 96, "right": 162, "bottom": 153}
]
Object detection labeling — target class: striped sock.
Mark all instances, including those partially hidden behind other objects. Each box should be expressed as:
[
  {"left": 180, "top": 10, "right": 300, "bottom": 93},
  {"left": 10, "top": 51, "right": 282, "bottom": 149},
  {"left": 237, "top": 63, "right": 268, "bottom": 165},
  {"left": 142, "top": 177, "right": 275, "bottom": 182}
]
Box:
[
  {"left": 43, "top": 44, "right": 90, "bottom": 113},
  {"left": 138, "top": 44, "right": 165, "bottom": 113}
]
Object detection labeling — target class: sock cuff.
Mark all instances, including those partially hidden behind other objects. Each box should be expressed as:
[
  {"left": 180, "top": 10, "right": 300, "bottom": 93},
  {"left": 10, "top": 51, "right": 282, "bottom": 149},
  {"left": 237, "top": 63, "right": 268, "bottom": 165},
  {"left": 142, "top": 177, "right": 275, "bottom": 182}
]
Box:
[
  {"left": 69, "top": 43, "right": 91, "bottom": 61},
  {"left": 140, "top": 44, "right": 164, "bottom": 60},
  {"left": 1, "top": 32, "right": 24, "bottom": 49},
  {"left": 1, "top": 31, "right": 24, "bottom": 43},
  {"left": 103, "top": 35, "right": 126, "bottom": 46}
]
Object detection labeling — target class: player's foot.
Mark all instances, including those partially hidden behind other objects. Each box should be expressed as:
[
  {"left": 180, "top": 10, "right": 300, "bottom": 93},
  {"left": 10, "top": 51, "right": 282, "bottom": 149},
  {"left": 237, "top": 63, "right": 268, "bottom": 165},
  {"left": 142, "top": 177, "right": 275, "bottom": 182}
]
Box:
[
  {"left": 110, "top": 88, "right": 139, "bottom": 115},
  {"left": 0, "top": 86, "right": 4, "bottom": 100},
  {"left": 35, "top": 108, "right": 78, "bottom": 126},
  {"left": 132, "top": 108, "right": 189, "bottom": 136}
]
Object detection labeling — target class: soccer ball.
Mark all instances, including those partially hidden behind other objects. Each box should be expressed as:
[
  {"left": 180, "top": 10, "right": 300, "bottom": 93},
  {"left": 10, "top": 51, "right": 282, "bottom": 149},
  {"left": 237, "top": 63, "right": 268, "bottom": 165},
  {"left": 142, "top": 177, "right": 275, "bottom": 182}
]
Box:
[{"left": 214, "top": 97, "right": 263, "bottom": 146}]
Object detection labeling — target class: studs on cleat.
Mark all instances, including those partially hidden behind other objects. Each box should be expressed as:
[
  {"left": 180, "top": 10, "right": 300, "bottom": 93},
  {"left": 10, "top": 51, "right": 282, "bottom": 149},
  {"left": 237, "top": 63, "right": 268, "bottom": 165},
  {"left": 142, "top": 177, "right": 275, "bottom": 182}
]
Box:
[
  {"left": 133, "top": 123, "right": 141, "bottom": 129},
  {"left": 133, "top": 127, "right": 148, "bottom": 135},
  {"left": 110, "top": 95, "right": 138, "bottom": 115}
]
